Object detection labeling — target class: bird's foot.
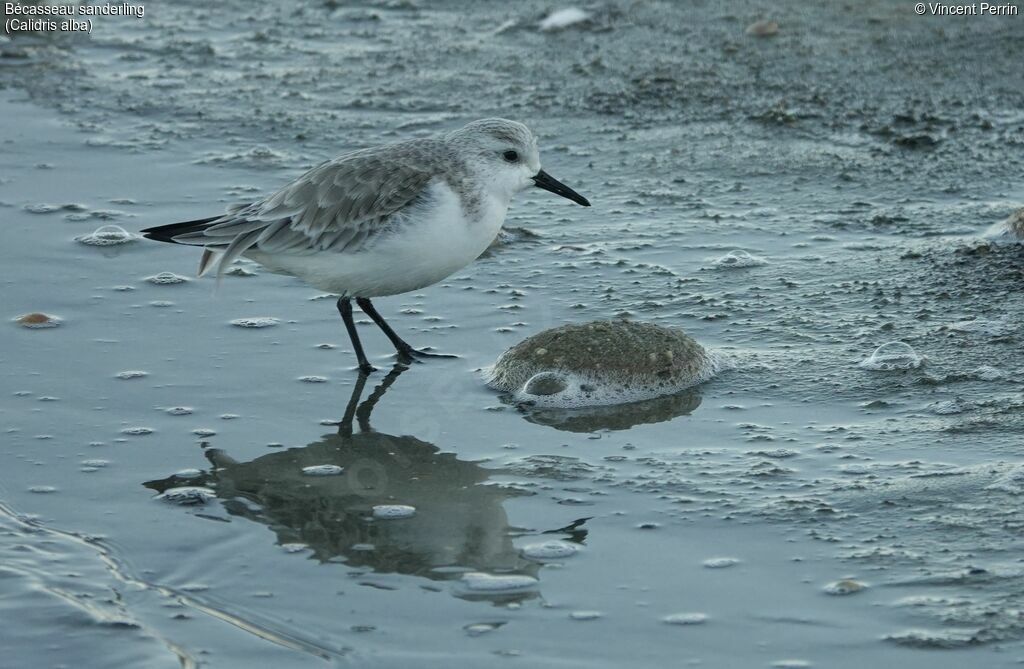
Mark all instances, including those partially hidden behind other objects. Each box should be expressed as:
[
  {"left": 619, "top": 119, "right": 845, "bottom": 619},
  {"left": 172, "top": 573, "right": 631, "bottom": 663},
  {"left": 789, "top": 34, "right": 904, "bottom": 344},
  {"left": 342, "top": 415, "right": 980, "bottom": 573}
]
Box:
[{"left": 396, "top": 347, "right": 458, "bottom": 364}]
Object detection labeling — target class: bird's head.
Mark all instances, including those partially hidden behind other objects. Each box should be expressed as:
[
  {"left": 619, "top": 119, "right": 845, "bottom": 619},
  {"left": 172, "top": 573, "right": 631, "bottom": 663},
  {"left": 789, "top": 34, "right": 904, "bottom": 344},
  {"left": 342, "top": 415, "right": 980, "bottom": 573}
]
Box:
[{"left": 448, "top": 118, "right": 590, "bottom": 207}]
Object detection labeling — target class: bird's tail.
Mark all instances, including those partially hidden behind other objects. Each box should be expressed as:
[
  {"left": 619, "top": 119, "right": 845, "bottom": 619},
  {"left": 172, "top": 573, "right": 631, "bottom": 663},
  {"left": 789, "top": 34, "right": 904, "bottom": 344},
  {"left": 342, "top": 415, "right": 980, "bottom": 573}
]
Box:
[
  {"left": 140, "top": 216, "right": 221, "bottom": 243},
  {"left": 141, "top": 216, "right": 223, "bottom": 277}
]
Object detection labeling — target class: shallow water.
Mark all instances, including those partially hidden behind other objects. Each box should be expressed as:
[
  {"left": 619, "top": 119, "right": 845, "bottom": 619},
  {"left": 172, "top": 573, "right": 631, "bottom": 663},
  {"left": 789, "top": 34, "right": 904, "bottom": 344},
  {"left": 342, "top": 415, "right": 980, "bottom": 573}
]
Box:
[{"left": 2, "top": 1, "right": 1024, "bottom": 667}]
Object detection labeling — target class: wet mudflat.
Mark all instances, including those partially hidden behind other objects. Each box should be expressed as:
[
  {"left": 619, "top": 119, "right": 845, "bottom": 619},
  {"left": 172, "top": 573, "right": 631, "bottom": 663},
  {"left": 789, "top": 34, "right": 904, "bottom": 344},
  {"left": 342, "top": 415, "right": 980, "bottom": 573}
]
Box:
[{"left": 1, "top": 1, "right": 1023, "bottom": 667}]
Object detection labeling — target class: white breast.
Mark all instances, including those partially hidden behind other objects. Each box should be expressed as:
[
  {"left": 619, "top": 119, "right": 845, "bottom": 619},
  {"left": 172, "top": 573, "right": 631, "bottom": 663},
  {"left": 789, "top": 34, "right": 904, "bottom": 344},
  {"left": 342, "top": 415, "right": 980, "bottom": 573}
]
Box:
[{"left": 248, "top": 180, "right": 508, "bottom": 297}]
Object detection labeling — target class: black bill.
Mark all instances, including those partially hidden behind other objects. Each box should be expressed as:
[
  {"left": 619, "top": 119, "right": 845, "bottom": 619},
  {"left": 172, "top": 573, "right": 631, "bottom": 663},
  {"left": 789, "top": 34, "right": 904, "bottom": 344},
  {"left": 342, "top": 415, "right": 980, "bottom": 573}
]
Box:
[{"left": 532, "top": 170, "right": 591, "bottom": 207}]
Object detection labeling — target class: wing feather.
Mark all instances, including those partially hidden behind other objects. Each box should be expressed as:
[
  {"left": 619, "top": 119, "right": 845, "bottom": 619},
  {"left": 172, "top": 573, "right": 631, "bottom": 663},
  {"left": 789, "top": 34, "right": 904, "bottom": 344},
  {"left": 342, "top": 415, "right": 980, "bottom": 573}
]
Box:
[{"left": 164, "top": 140, "right": 443, "bottom": 279}]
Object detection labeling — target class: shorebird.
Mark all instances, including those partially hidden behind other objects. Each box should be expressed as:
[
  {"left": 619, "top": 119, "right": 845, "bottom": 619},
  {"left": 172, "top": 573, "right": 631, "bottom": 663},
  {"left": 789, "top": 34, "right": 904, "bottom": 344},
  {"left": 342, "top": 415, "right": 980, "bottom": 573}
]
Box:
[{"left": 142, "top": 119, "right": 590, "bottom": 374}]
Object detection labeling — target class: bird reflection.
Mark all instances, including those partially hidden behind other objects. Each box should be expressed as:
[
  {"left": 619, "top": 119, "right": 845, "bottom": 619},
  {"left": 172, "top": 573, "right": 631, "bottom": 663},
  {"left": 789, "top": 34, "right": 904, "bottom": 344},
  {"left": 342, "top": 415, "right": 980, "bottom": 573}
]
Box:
[
  {"left": 515, "top": 388, "right": 703, "bottom": 433},
  {"left": 144, "top": 365, "right": 580, "bottom": 600}
]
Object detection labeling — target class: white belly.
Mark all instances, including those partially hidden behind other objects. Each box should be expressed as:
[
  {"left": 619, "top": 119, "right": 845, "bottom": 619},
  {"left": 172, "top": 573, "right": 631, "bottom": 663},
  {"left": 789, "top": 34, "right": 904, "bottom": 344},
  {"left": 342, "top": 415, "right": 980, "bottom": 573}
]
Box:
[{"left": 247, "top": 181, "right": 507, "bottom": 297}]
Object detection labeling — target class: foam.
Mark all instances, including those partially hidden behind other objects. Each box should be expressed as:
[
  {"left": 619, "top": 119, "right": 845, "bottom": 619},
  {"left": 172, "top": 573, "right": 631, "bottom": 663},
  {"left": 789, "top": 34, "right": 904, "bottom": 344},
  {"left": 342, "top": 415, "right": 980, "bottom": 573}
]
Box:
[
  {"left": 982, "top": 208, "right": 1024, "bottom": 243},
  {"left": 710, "top": 250, "right": 769, "bottom": 269}
]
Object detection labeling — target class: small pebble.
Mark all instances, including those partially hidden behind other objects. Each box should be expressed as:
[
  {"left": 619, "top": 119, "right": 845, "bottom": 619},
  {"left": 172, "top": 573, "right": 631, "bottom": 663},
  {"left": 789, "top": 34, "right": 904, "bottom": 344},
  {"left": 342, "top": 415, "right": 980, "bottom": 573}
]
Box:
[{"left": 14, "top": 313, "right": 61, "bottom": 329}]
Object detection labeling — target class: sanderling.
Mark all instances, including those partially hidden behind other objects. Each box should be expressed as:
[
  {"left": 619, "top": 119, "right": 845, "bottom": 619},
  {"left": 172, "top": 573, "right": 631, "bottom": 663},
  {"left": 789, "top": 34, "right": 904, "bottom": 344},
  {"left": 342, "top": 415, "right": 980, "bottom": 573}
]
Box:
[{"left": 142, "top": 118, "right": 590, "bottom": 373}]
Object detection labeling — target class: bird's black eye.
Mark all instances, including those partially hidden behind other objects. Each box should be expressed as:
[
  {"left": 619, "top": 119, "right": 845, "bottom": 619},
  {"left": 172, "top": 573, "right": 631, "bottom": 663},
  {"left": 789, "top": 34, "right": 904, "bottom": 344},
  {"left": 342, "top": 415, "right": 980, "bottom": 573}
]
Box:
[{"left": 502, "top": 150, "right": 519, "bottom": 163}]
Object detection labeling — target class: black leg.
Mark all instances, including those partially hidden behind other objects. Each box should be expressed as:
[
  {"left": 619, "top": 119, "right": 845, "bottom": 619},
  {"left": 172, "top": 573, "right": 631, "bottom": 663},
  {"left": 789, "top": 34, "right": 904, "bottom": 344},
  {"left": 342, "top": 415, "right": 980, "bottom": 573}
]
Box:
[
  {"left": 355, "top": 297, "right": 457, "bottom": 362},
  {"left": 355, "top": 297, "right": 416, "bottom": 357},
  {"left": 337, "top": 297, "right": 375, "bottom": 374}
]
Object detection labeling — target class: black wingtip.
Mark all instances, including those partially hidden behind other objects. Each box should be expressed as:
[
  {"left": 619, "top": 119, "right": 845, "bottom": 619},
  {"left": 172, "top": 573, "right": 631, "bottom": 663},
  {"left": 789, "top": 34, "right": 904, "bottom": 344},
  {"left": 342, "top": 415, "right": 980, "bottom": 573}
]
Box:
[{"left": 141, "top": 216, "right": 221, "bottom": 244}]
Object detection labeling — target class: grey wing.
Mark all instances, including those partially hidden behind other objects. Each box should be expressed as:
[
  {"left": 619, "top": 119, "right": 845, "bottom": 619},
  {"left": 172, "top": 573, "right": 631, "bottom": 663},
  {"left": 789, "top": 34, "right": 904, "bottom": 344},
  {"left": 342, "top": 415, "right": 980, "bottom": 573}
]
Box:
[{"left": 172, "top": 148, "right": 436, "bottom": 278}]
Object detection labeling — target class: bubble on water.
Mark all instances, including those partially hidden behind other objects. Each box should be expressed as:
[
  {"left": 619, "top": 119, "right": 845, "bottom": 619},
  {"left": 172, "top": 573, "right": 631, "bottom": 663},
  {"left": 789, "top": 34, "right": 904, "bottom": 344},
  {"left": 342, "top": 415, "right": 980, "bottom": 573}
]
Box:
[
  {"left": 192, "top": 428, "right": 216, "bottom": 437},
  {"left": 372, "top": 504, "right": 416, "bottom": 519},
  {"left": 230, "top": 317, "right": 280, "bottom": 328},
  {"left": 149, "top": 301, "right": 175, "bottom": 308},
  {"left": 81, "top": 459, "right": 109, "bottom": 468},
  {"left": 488, "top": 320, "right": 721, "bottom": 408},
  {"left": 302, "top": 464, "right": 344, "bottom": 476},
  {"left": 115, "top": 370, "right": 148, "bottom": 380},
  {"left": 520, "top": 540, "right": 581, "bottom": 562},
  {"left": 145, "top": 272, "right": 188, "bottom": 285},
  {"left": 224, "top": 266, "right": 257, "bottom": 277},
  {"left": 770, "top": 661, "right": 812, "bottom": 669},
  {"left": 823, "top": 579, "right": 867, "bottom": 595},
  {"left": 28, "top": 485, "right": 58, "bottom": 494},
  {"left": 884, "top": 628, "right": 979, "bottom": 648},
  {"left": 14, "top": 313, "right": 61, "bottom": 329},
  {"left": 710, "top": 250, "right": 769, "bottom": 269},
  {"left": 662, "top": 612, "right": 708, "bottom": 625},
  {"left": 298, "top": 376, "right": 329, "bottom": 383},
  {"left": 281, "top": 543, "right": 309, "bottom": 554},
  {"left": 569, "top": 610, "right": 603, "bottom": 621},
  {"left": 460, "top": 573, "right": 539, "bottom": 594},
  {"left": 858, "top": 342, "right": 925, "bottom": 371},
  {"left": 524, "top": 372, "right": 568, "bottom": 396},
  {"left": 703, "top": 557, "right": 740, "bottom": 569},
  {"left": 75, "top": 225, "right": 137, "bottom": 246},
  {"left": 166, "top": 407, "right": 193, "bottom": 416},
  {"left": 121, "top": 426, "right": 154, "bottom": 435},
  {"left": 156, "top": 487, "right": 215, "bottom": 505}
]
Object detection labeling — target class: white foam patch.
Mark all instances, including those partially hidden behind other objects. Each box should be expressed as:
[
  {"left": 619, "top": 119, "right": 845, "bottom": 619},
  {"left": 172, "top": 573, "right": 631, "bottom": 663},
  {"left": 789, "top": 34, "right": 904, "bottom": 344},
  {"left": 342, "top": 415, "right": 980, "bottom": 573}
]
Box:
[
  {"left": 302, "top": 464, "right": 343, "bottom": 476},
  {"left": 982, "top": 209, "right": 1024, "bottom": 243},
  {"left": 520, "top": 540, "right": 580, "bottom": 561},
  {"left": 539, "top": 8, "right": 590, "bottom": 31},
  {"left": 372, "top": 504, "right": 416, "bottom": 519},
  {"left": 709, "top": 250, "right": 769, "bottom": 270},
  {"left": 459, "top": 572, "right": 538, "bottom": 594},
  {"left": 505, "top": 350, "right": 728, "bottom": 409},
  {"left": 946, "top": 318, "right": 1014, "bottom": 336}
]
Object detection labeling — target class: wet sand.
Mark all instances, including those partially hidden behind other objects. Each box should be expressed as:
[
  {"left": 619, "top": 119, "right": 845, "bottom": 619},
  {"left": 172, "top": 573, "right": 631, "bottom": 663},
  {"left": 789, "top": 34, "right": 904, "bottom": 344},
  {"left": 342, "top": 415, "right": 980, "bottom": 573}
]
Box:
[{"left": 2, "top": 2, "right": 1024, "bottom": 667}]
